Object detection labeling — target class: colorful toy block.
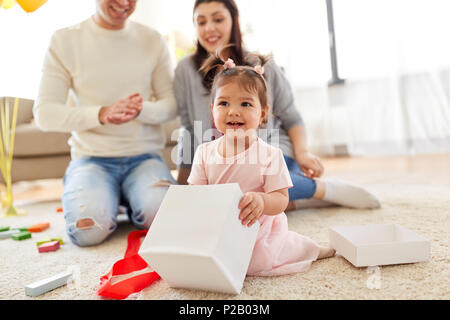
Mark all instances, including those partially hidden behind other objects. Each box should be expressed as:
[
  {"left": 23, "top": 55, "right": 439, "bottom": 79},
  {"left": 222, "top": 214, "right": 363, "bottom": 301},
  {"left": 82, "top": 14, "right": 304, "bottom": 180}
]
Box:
[
  {"left": 36, "top": 237, "right": 52, "bottom": 247},
  {"left": 0, "top": 229, "right": 20, "bottom": 239},
  {"left": 51, "top": 237, "right": 63, "bottom": 245},
  {"left": 12, "top": 231, "right": 32, "bottom": 241},
  {"left": 38, "top": 241, "right": 60, "bottom": 253},
  {"left": 56, "top": 207, "right": 63, "bottom": 213},
  {"left": 28, "top": 222, "right": 50, "bottom": 233},
  {"left": 0, "top": 226, "right": 10, "bottom": 232},
  {"left": 36, "top": 236, "right": 64, "bottom": 247},
  {"left": 24, "top": 270, "right": 73, "bottom": 297}
]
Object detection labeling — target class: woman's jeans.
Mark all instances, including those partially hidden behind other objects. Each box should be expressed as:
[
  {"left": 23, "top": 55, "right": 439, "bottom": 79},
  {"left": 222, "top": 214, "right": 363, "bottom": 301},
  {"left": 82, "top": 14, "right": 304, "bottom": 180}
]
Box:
[
  {"left": 62, "top": 154, "right": 176, "bottom": 247},
  {"left": 283, "top": 155, "right": 317, "bottom": 201}
]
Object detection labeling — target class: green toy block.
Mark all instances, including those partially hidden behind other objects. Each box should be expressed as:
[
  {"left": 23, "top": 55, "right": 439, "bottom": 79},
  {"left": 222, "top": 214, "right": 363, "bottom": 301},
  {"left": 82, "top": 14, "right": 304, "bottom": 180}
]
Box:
[
  {"left": 12, "top": 231, "right": 32, "bottom": 241},
  {"left": 13, "top": 227, "right": 30, "bottom": 232},
  {"left": 36, "top": 237, "right": 63, "bottom": 246},
  {"left": 0, "top": 226, "right": 10, "bottom": 232},
  {"left": 51, "top": 237, "right": 64, "bottom": 245},
  {"left": 36, "top": 237, "right": 52, "bottom": 247}
]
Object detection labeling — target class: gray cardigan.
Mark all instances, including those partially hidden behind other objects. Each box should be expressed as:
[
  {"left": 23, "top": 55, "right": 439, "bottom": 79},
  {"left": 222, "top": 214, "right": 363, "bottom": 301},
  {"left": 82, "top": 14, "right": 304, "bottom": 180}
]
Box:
[{"left": 174, "top": 54, "right": 304, "bottom": 168}]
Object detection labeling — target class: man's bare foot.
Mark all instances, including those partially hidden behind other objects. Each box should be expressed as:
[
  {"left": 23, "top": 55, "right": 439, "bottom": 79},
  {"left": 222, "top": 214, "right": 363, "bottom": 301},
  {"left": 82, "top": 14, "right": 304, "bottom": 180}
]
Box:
[{"left": 317, "top": 246, "right": 336, "bottom": 260}]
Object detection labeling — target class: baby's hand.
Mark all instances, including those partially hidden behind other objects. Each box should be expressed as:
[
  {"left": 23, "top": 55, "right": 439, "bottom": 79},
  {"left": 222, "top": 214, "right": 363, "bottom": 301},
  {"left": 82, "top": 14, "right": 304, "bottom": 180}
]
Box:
[{"left": 238, "top": 192, "right": 264, "bottom": 227}]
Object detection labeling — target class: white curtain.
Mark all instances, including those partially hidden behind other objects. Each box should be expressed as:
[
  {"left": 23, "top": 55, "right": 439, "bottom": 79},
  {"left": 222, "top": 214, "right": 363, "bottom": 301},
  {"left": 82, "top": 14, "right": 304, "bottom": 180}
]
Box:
[
  {"left": 240, "top": 0, "right": 450, "bottom": 156},
  {"left": 335, "top": 0, "right": 450, "bottom": 155}
]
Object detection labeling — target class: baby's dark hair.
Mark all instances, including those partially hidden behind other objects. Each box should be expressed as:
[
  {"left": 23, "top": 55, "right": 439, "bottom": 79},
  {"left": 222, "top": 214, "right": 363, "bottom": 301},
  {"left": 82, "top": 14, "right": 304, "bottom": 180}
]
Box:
[{"left": 200, "top": 46, "right": 271, "bottom": 124}]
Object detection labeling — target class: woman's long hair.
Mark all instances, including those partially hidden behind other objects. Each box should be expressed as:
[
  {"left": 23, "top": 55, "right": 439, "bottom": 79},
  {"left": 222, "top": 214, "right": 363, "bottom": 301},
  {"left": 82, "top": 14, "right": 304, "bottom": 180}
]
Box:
[{"left": 192, "top": 0, "right": 245, "bottom": 90}]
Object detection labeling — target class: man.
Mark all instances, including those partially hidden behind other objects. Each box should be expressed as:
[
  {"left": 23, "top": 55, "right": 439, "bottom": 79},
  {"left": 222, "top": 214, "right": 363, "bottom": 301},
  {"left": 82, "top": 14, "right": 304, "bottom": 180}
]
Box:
[{"left": 34, "top": 0, "right": 177, "bottom": 246}]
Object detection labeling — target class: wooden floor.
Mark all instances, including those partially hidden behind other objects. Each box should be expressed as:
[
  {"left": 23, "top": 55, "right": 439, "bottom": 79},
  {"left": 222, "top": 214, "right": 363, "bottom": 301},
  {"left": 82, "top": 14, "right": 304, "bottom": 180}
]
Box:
[
  {"left": 3, "top": 152, "right": 450, "bottom": 204},
  {"left": 320, "top": 152, "right": 450, "bottom": 187}
]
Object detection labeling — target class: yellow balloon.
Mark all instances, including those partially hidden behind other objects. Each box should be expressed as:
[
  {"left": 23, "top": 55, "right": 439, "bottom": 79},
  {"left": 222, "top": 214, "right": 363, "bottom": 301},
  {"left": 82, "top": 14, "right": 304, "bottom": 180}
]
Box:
[
  {"left": 2, "top": 0, "right": 17, "bottom": 9},
  {"left": 16, "top": 0, "right": 47, "bottom": 12}
]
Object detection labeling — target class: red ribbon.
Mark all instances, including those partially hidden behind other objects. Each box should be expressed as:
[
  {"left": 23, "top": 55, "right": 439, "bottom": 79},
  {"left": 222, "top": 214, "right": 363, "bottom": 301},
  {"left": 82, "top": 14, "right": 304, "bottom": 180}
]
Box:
[{"left": 97, "top": 230, "right": 160, "bottom": 300}]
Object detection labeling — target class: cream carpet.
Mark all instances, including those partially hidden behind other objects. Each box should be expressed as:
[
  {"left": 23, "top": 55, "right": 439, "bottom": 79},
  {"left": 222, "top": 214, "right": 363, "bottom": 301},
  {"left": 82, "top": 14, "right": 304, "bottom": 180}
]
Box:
[{"left": 0, "top": 156, "right": 449, "bottom": 300}]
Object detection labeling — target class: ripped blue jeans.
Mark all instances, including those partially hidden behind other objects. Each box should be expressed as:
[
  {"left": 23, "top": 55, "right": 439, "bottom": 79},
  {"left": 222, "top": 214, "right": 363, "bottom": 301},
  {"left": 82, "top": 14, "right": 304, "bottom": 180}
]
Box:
[{"left": 62, "top": 154, "right": 176, "bottom": 247}]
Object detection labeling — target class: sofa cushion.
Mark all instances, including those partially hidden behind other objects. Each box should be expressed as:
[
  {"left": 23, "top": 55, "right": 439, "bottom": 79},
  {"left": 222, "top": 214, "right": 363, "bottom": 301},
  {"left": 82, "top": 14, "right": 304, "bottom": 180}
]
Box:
[
  {"left": 1, "top": 154, "right": 71, "bottom": 183},
  {"left": 13, "top": 122, "right": 71, "bottom": 157},
  {"left": 1, "top": 97, "right": 34, "bottom": 125}
]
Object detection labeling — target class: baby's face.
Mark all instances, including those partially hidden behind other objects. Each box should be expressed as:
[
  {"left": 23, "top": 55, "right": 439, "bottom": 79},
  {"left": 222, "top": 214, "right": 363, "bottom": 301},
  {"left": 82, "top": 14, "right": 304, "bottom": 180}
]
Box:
[{"left": 212, "top": 82, "right": 267, "bottom": 137}]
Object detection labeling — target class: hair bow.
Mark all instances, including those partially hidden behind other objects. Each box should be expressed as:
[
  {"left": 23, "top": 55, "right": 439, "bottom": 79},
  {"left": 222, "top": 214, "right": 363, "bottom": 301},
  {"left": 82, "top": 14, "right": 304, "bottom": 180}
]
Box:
[
  {"left": 223, "top": 58, "right": 236, "bottom": 70},
  {"left": 254, "top": 65, "right": 265, "bottom": 75}
]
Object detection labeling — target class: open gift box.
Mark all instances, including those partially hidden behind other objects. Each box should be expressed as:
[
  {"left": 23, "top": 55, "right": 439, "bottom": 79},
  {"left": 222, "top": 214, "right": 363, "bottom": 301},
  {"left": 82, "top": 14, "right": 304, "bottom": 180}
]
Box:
[
  {"left": 138, "top": 183, "right": 259, "bottom": 294},
  {"left": 329, "top": 224, "right": 430, "bottom": 267}
]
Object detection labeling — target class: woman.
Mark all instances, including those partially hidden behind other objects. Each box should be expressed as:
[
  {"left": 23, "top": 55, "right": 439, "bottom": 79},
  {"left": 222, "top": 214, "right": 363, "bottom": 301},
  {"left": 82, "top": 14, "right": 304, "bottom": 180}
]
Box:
[{"left": 174, "top": 0, "right": 380, "bottom": 211}]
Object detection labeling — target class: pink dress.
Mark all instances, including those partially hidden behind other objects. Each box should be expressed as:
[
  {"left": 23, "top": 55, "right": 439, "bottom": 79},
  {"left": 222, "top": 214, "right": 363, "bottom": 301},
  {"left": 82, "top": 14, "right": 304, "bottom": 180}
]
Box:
[{"left": 187, "top": 137, "right": 320, "bottom": 277}]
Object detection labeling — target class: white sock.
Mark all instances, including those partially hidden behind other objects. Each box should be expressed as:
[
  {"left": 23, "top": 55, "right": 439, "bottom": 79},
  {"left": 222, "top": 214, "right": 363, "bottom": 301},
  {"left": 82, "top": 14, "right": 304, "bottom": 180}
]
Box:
[
  {"left": 294, "top": 198, "right": 335, "bottom": 209},
  {"left": 322, "top": 178, "right": 381, "bottom": 209}
]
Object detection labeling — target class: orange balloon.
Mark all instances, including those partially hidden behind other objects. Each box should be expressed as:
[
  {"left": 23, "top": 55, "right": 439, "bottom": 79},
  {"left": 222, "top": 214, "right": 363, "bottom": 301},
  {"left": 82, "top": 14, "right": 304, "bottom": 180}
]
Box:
[{"left": 16, "top": 0, "right": 47, "bottom": 12}]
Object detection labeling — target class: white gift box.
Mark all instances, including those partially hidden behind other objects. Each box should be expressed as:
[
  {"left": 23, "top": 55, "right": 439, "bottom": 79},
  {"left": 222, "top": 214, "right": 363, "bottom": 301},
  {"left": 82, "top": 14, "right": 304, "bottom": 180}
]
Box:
[
  {"left": 139, "top": 183, "right": 259, "bottom": 294},
  {"left": 329, "top": 224, "right": 430, "bottom": 267}
]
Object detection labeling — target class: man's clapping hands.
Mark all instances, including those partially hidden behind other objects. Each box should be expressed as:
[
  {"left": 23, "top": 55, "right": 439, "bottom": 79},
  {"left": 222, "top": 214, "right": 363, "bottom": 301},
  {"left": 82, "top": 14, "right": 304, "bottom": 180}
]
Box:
[{"left": 99, "top": 93, "right": 143, "bottom": 125}]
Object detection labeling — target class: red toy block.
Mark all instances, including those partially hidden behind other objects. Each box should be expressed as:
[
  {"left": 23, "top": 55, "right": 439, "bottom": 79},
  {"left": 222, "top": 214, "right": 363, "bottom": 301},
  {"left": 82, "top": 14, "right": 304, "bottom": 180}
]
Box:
[
  {"left": 28, "top": 222, "right": 50, "bottom": 233},
  {"left": 38, "top": 241, "right": 60, "bottom": 253},
  {"left": 56, "top": 207, "right": 63, "bottom": 213}
]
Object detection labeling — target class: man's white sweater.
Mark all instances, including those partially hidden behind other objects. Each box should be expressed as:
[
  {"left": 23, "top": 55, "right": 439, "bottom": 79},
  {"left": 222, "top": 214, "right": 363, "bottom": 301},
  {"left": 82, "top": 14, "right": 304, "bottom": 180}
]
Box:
[{"left": 34, "top": 17, "right": 177, "bottom": 159}]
